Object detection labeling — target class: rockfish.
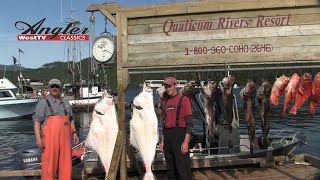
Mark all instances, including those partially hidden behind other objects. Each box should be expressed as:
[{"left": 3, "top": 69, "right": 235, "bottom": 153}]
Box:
[
  {"left": 270, "top": 75, "right": 290, "bottom": 106},
  {"left": 289, "top": 73, "right": 313, "bottom": 115},
  {"left": 179, "top": 81, "right": 197, "bottom": 99},
  {"left": 240, "top": 80, "right": 256, "bottom": 154},
  {"left": 282, "top": 73, "right": 300, "bottom": 117},
  {"left": 257, "top": 80, "right": 271, "bottom": 149},
  {"left": 85, "top": 90, "right": 118, "bottom": 175},
  {"left": 130, "top": 83, "right": 158, "bottom": 180},
  {"left": 220, "top": 75, "right": 235, "bottom": 133},
  {"left": 200, "top": 80, "right": 217, "bottom": 146},
  {"left": 310, "top": 72, "right": 320, "bottom": 114}
]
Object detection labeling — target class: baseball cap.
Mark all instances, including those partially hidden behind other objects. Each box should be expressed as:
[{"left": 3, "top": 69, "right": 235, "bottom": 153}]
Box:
[
  {"left": 162, "top": 77, "right": 177, "bottom": 85},
  {"left": 48, "top": 78, "right": 61, "bottom": 87}
]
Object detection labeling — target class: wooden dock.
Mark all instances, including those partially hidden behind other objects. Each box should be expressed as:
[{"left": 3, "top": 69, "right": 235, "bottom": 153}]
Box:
[{"left": 0, "top": 153, "right": 319, "bottom": 179}]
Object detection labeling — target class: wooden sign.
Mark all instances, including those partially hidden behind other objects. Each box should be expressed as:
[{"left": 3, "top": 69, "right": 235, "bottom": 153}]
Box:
[{"left": 121, "top": 4, "right": 320, "bottom": 69}]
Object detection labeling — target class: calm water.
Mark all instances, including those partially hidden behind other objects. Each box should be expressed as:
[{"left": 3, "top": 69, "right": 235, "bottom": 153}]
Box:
[{"left": 0, "top": 88, "right": 319, "bottom": 175}]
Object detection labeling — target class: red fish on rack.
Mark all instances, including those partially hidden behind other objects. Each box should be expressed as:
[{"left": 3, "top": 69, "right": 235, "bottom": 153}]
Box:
[
  {"left": 289, "top": 73, "right": 313, "bottom": 115},
  {"left": 270, "top": 75, "right": 290, "bottom": 106},
  {"left": 310, "top": 72, "right": 320, "bottom": 114},
  {"left": 282, "top": 73, "right": 300, "bottom": 118}
]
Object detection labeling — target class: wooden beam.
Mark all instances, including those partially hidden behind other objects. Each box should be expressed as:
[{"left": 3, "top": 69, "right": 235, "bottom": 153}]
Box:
[
  {"left": 107, "top": 130, "right": 125, "bottom": 180},
  {"left": 0, "top": 168, "right": 85, "bottom": 179},
  {"left": 86, "top": 3, "right": 120, "bottom": 13},
  {"left": 100, "top": 9, "right": 116, "bottom": 26},
  {"left": 87, "top": 0, "right": 320, "bottom": 18}
]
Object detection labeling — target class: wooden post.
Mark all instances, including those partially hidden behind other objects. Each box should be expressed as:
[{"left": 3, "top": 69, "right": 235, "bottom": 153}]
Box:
[
  {"left": 116, "top": 12, "right": 129, "bottom": 180},
  {"left": 126, "top": 136, "right": 143, "bottom": 175},
  {"left": 106, "top": 130, "right": 125, "bottom": 180}
]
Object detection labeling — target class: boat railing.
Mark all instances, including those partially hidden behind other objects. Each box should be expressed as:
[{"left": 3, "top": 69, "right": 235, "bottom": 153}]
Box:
[
  {"left": 156, "top": 144, "right": 250, "bottom": 156},
  {"left": 255, "top": 129, "right": 308, "bottom": 145}
]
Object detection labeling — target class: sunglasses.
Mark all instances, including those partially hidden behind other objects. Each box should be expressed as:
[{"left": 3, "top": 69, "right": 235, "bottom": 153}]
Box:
[{"left": 50, "top": 85, "right": 60, "bottom": 89}]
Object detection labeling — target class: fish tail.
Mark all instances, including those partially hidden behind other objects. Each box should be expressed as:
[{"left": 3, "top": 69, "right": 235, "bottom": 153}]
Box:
[
  {"left": 143, "top": 172, "right": 155, "bottom": 180},
  {"left": 281, "top": 109, "right": 287, "bottom": 118},
  {"left": 289, "top": 105, "right": 297, "bottom": 115},
  {"left": 271, "top": 97, "right": 278, "bottom": 106},
  {"left": 310, "top": 100, "right": 317, "bottom": 114}
]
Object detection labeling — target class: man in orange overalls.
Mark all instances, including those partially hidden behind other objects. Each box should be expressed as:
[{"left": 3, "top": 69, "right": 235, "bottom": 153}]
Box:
[{"left": 33, "top": 78, "right": 79, "bottom": 180}]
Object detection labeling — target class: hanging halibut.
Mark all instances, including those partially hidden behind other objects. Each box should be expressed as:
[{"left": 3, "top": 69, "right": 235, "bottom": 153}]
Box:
[
  {"left": 85, "top": 90, "right": 118, "bottom": 175},
  {"left": 130, "top": 83, "right": 158, "bottom": 180}
]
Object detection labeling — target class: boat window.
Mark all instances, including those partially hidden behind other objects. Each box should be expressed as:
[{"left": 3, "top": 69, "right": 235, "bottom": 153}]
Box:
[{"left": 0, "top": 91, "right": 13, "bottom": 98}]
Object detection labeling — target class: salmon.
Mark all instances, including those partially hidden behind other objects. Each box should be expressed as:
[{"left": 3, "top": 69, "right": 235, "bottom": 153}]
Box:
[
  {"left": 282, "top": 73, "right": 300, "bottom": 117},
  {"left": 240, "top": 80, "right": 256, "bottom": 154},
  {"left": 270, "top": 75, "right": 290, "bottom": 106},
  {"left": 200, "top": 80, "right": 217, "bottom": 146},
  {"left": 220, "top": 75, "right": 235, "bottom": 134},
  {"left": 289, "top": 73, "right": 313, "bottom": 115},
  {"left": 310, "top": 72, "right": 320, "bottom": 114},
  {"left": 130, "top": 83, "right": 158, "bottom": 180},
  {"left": 257, "top": 80, "right": 271, "bottom": 149}
]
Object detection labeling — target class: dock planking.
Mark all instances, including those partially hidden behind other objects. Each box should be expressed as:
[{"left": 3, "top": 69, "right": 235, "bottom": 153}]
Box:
[
  {"left": 0, "top": 154, "right": 319, "bottom": 179},
  {"left": 126, "top": 164, "right": 320, "bottom": 180}
]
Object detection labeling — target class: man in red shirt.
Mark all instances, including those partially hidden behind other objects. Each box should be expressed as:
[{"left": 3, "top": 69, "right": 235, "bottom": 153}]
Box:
[{"left": 159, "top": 77, "right": 193, "bottom": 180}]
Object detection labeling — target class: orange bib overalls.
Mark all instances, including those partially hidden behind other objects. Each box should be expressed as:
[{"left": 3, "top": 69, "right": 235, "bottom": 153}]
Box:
[{"left": 41, "top": 114, "right": 72, "bottom": 179}]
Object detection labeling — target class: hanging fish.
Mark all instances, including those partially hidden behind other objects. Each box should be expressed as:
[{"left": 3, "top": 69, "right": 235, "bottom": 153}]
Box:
[
  {"left": 130, "top": 83, "right": 158, "bottom": 180},
  {"left": 179, "top": 81, "right": 197, "bottom": 99},
  {"left": 240, "top": 80, "right": 256, "bottom": 154},
  {"left": 289, "top": 73, "right": 313, "bottom": 115},
  {"left": 200, "top": 80, "right": 217, "bottom": 145},
  {"left": 85, "top": 90, "right": 118, "bottom": 175},
  {"left": 220, "top": 75, "right": 235, "bottom": 134},
  {"left": 282, "top": 73, "right": 300, "bottom": 117},
  {"left": 310, "top": 72, "right": 320, "bottom": 114},
  {"left": 270, "top": 75, "right": 290, "bottom": 106},
  {"left": 257, "top": 80, "right": 271, "bottom": 149}
]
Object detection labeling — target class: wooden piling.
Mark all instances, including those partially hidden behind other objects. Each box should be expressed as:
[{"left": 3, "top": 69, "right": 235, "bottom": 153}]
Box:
[{"left": 107, "top": 130, "right": 125, "bottom": 180}]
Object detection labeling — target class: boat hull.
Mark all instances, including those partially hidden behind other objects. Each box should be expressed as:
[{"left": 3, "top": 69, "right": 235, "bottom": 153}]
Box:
[{"left": 0, "top": 99, "right": 38, "bottom": 120}]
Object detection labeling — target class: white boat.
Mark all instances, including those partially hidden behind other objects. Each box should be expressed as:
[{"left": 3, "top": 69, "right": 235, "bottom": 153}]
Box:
[
  {"left": 0, "top": 77, "right": 38, "bottom": 120},
  {"left": 65, "top": 85, "right": 104, "bottom": 111}
]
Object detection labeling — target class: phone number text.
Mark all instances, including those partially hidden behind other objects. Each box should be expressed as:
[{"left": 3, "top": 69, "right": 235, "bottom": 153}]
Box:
[{"left": 184, "top": 44, "right": 273, "bottom": 55}]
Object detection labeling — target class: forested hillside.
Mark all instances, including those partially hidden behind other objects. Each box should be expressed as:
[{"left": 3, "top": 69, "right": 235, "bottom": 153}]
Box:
[{"left": 2, "top": 59, "right": 319, "bottom": 89}]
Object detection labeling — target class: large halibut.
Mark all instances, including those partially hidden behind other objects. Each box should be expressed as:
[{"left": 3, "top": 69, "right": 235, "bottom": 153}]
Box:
[
  {"left": 85, "top": 90, "right": 118, "bottom": 175},
  {"left": 130, "top": 83, "right": 159, "bottom": 180}
]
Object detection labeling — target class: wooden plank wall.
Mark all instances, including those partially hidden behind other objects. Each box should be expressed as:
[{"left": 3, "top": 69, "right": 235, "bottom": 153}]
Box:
[{"left": 124, "top": 6, "right": 320, "bottom": 68}]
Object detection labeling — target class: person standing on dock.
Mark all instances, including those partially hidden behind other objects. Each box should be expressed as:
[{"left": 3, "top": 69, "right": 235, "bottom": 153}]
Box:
[
  {"left": 159, "top": 77, "right": 193, "bottom": 180},
  {"left": 33, "top": 78, "right": 79, "bottom": 180}
]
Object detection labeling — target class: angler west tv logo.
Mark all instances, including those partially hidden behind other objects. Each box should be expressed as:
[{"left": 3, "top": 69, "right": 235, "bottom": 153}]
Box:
[{"left": 15, "top": 18, "right": 89, "bottom": 41}]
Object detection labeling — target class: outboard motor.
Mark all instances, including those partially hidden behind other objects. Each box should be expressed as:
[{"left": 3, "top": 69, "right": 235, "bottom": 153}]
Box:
[{"left": 20, "top": 147, "right": 42, "bottom": 170}]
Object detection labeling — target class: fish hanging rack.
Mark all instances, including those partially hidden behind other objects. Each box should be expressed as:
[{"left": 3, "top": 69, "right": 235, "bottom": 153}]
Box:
[{"left": 128, "top": 64, "right": 320, "bottom": 75}]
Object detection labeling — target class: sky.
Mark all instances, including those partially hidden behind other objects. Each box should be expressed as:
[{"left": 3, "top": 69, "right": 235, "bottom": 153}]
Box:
[{"left": 0, "top": 0, "right": 190, "bottom": 69}]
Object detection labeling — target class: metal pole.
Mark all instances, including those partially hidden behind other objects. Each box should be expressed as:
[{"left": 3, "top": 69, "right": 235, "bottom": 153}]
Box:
[{"left": 128, "top": 64, "right": 320, "bottom": 75}]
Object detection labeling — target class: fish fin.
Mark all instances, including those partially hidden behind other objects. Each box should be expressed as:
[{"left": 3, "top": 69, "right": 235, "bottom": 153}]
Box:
[
  {"left": 310, "top": 100, "right": 317, "bottom": 114},
  {"left": 281, "top": 109, "right": 287, "bottom": 118},
  {"left": 289, "top": 106, "right": 297, "bottom": 115},
  {"left": 270, "top": 93, "right": 278, "bottom": 106},
  {"left": 298, "top": 87, "right": 305, "bottom": 96}
]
